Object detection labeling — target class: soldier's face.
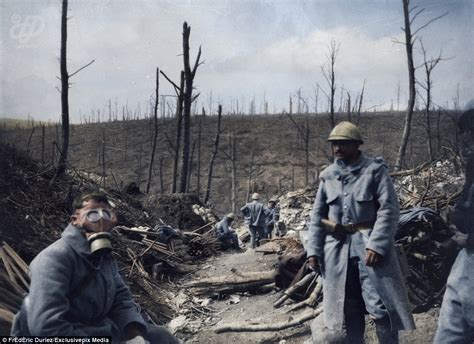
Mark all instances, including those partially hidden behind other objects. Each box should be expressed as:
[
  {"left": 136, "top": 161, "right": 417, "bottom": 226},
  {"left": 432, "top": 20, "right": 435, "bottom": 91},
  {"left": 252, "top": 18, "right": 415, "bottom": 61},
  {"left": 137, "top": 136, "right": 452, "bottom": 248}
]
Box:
[
  {"left": 71, "top": 200, "right": 117, "bottom": 236},
  {"left": 331, "top": 140, "right": 360, "bottom": 163}
]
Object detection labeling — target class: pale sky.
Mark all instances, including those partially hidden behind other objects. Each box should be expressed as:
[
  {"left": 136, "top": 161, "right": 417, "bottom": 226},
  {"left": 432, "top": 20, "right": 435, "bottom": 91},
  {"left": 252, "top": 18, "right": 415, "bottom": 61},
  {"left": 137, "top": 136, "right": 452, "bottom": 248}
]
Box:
[{"left": 1, "top": 0, "right": 473, "bottom": 122}]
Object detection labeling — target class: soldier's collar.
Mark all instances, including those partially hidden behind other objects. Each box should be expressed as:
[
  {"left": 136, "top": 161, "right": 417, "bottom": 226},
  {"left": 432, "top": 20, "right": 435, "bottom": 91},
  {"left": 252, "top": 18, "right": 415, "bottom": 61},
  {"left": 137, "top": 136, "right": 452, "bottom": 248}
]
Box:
[{"left": 336, "top": 152, "right": 365, "bottom": 173}]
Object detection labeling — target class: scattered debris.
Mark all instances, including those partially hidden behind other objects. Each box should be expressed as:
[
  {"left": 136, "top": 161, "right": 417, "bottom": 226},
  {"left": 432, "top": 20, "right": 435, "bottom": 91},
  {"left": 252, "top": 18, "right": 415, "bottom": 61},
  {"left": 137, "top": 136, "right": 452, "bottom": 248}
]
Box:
[{"left": 0, "top": 242, "right": 30, "bottom": 333}]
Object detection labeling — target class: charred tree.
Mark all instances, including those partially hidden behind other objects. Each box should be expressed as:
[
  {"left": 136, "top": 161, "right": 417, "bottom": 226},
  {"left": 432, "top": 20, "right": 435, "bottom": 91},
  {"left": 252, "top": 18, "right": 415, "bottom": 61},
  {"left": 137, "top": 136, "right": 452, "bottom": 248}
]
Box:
[
  {"left": 417, "top": 41, "right": 445, "bottom": 161},
  {"left": 320, "top": 40, "right": 339, "bottom": 128},
  {"left": 55, "top": 0, "right": 70, "bottom": 178},
  {"left": 52, "top": 0, "right": 94, "bottom": 181},
  {"left": 196, "top": 115, "right": 202, "bottom": 199},
  {"left": 204, "top": 105, "right": 222, "bottom": 204},
  {"left": 146, "top": 68, "right": 160, "bottom": 194},
  {"left": 180, "top": 22, "right": 202, "bottom": 193},
  {"left": 395, "top": 0, "right": 447, "bottom": 170}
]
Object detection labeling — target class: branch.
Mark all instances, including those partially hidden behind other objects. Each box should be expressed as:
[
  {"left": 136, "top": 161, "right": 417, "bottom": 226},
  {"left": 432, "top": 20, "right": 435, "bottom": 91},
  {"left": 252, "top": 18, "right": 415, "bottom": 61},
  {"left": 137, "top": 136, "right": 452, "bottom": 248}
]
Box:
[
  {"left": 214, "top": 307, "right": 323, "bottom": 333},
  {"left": 410, "top": 8, "right": 425, "bottom": 25},
  {"left": 191, "top": 92, "right": 201, "bottom": 103},
  {"left": 412, "top": 12, "right": 449, "bottom": 37},
  {"left": 191, "top": 45, "right": 202, "bottom": 78},
  {"left": 69, "top": 59, "right": 95, "bottom": 78},
  {"left": 160, "top": 70, "right": 182, "bottom": 95}
]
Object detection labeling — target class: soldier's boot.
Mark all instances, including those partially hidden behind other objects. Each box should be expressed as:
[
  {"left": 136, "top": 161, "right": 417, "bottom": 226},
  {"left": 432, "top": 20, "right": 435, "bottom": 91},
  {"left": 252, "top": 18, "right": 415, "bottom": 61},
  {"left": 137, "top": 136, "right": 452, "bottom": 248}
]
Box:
[{"left": 375, "top": 318, "right": 398, "bottom": 344}]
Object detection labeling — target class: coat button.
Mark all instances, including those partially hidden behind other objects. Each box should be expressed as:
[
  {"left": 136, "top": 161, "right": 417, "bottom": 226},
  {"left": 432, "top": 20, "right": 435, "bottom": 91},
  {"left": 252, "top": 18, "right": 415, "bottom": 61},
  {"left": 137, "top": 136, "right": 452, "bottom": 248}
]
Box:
[
  {"left": 344, "top": 192, "right": 348, "bottom": 196},
  {"left": 343, "top": 205, "right": 348, "bottom": 209}
]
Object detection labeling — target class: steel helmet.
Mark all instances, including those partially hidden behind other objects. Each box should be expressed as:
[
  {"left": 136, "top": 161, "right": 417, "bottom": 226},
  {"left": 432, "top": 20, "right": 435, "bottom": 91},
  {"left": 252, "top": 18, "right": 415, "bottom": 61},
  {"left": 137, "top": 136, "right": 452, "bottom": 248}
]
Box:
[
  {"left": 226, "top": 213, "right": 235, "bottom": 220},
  {"left": 328, "top": 121, "right": 363, "bottom": 143},
  {"left": 252, "top": 192, "right": 260, "bottom": 200},
  {"left": 458, "top": 99, "right": 474, "bottom": 133}
]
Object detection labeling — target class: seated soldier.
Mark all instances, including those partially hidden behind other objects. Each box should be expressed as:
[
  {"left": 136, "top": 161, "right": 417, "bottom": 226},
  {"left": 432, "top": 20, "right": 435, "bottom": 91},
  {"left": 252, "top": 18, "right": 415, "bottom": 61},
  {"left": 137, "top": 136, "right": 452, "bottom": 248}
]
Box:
[
  {"left": 216, "top": 213, "right": 240, "bottom": 249},
  {"left": 11, "top": 191, "right": 181, "bottom": 344}
]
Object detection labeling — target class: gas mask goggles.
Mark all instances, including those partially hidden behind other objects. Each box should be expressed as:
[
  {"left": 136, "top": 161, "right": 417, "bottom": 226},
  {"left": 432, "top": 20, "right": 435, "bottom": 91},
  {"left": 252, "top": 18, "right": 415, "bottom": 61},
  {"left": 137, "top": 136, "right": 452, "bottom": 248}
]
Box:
[{"left": 83, "top": 208, "right": 115, "bottom": 256}]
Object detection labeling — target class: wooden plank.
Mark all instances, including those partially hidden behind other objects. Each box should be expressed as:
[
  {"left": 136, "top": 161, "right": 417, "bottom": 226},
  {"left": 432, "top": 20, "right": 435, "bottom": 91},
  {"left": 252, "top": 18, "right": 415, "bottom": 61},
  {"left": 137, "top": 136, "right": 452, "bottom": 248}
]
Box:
[
  {"left": 2, "top": 242, "right": 28, "bottom": 275},
  {"left": 0, "top": 248, "right": 16, "bottom": 284}
]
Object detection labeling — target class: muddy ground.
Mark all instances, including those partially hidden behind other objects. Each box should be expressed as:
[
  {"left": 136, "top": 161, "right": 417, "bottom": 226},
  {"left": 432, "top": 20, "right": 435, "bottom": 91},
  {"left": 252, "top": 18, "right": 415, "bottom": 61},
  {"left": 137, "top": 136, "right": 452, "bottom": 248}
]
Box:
[{"left": 174, "top": 247, "right": 440, "bottom": 344}]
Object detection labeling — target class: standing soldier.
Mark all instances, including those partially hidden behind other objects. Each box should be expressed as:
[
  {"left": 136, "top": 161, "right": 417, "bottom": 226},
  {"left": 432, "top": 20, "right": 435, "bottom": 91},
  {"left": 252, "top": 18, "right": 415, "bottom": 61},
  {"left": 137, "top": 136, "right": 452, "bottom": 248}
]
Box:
[
  {"left": 240, "top": 193, "right": 266, "bottom": 248},
  {"left": 264, "top": 199, "right": 278, "bottom": 239},
  {"left": 434, "top": 100, "right": 474, "bottom": 343},
  {"left": 306, "top": 121, "right": 415, "bottom": 343}
]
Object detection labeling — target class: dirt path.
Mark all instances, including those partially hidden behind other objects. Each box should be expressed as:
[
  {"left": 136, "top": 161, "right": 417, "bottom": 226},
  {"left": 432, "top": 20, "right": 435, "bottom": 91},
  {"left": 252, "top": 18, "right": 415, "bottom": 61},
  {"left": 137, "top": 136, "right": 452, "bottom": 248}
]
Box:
[
  {"left": 174, "top": 248, "right": 440, "bottom": 344},
  {"left": 176, "top": 248, "right": 312, "bottom": 344}
]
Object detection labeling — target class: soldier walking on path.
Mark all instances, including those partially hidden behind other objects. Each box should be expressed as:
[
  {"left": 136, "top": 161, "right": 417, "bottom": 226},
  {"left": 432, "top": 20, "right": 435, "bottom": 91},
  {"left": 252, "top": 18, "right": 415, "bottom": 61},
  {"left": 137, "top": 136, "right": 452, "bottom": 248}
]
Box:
[{"left": 306, "top": 121, "right": 415, "bottom": 344}]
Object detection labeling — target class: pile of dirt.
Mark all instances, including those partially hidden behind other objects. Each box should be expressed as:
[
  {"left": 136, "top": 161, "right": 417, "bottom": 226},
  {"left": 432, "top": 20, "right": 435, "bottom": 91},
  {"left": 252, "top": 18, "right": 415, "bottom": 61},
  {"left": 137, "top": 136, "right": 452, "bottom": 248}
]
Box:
[{"left": 143, "top": 193, "right": 209, "bottom": 231}]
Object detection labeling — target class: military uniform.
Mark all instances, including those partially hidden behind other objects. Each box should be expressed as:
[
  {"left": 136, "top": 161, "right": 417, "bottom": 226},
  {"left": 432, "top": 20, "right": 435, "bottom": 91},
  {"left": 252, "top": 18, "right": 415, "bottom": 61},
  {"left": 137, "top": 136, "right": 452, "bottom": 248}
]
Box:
[
  {"left": 11, "top": 224, "right": 180, "bottom": 343},
  {"left": 434, "top": 154, "right": 474, "bottom": 343},
  {"left": 264, "top": 205, "right": 278, "bottom": 238},
  {"left": 307, "top": 153, "right": 415, "bottom": 343},
  {"left": 240, "top": 199, "right": 266, "bottom": 248},
  {"left": 216, "top": 218, "right": 239, "bottom": 249}
]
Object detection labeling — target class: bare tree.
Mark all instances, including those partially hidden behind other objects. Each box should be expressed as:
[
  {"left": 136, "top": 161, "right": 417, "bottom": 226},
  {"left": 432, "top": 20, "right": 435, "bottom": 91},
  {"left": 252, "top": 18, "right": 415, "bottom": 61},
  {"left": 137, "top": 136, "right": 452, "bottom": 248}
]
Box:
[
  {"left": 101, "top": 128, "right": 106, "bottom": 188},
  {"left": 146, "top": 68, "right": 160, "bottom": 193},
  {"left": 196, "top": 114, "right": 203, "bottom": 198},
  {"left": 53, "top": 0, "right": 94, "bottom": 180},
  {"left": 221, "top": 132, "right": 238, "bottom": 213},
  {"left": 54, "top": 0, "right": 70, "bottom": 178},
  {"left": 394, "top": 0, "right": 447, "bottom": 170},
  {"left": 320, "top": 40, "right": 340, "bottom": 128},
  {"left": 417, "top": 41, "right": 446, "bottom": 161},
  {"left": 161, "top": 70, "right": 185, "bottom": 193},
  {"left": 204, "top": 105, "right": 222, "bottom": 204},
  {"left": 285, "top": 111, "right": 311, "bottom": 185},
  {"left": 180, "top": 21, "right": 202, "bottom": 193}
]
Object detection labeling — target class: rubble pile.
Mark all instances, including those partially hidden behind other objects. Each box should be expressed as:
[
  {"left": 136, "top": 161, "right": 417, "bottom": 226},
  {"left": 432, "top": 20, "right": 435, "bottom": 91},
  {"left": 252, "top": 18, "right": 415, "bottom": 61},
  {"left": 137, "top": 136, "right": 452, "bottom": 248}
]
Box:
[
  {"left": 393, "top": 158, "right": 464, "bottom": 210},
  {"left": 394, "top": 208, "right": 458, "bottom": 310}
]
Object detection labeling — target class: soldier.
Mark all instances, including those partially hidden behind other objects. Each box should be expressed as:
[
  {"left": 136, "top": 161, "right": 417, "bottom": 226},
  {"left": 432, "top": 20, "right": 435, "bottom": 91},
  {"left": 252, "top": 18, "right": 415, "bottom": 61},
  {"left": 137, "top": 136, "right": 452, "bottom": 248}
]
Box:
[
  {"left": 264, "top": 199, "right": 279, "bottom": 239},
  {"left": 11, "top": 191, "right": 181, "bottom": 344},
  {"left": 240, "top": 192, "right": 266, "bottom": 248},
  {"left": 434, "top": 100, "right": 474, "bottom": 343},
  {"left": 215, "top": 213, "right": 240, "bottom": 249},
  {"left": 306, "top": 121, "right": 415, "bottom": 343}
]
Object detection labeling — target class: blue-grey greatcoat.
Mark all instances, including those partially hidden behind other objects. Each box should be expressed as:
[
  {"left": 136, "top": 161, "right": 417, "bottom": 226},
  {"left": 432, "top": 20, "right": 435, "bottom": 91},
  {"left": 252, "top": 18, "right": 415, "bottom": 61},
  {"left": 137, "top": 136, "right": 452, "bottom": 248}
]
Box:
[
  {"left": 306, "top": 153, "right": 415, "bottom": 332},
  {"left": 434, "top": 179, "right": 474, "bottom": 342},
  {"left": 240, "top": 200, "right": 266, "bottom": 227},
  {"left": 11, "top": 224, "right": 147, "bottom": 341}
]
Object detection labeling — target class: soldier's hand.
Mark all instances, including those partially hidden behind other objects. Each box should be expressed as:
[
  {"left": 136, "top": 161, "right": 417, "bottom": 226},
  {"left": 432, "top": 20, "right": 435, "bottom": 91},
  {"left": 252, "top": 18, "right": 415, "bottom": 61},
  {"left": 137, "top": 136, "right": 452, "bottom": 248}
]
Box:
[
  {"left": 308, "top": 256, "right": 319, "bottom": 271},
  {"left": 365, "top": 249, "right": 382, "bottom": 267}
]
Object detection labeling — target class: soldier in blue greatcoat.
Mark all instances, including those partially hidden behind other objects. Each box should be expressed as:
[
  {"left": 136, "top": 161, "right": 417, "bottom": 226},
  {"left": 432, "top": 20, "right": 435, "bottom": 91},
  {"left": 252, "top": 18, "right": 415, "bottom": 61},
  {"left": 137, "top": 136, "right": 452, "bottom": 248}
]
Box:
[
  {"left": 240, "top": 193, "right": 266, "bottom": 248},
  {"left": 11, "top": 191, "right": 181, "bottom": 344},
  {"left": 307, "top": 121, "right": 415, "bottom": 344},
  {"left": 434, "top": 100, "right": 474, "bottom": 344}
]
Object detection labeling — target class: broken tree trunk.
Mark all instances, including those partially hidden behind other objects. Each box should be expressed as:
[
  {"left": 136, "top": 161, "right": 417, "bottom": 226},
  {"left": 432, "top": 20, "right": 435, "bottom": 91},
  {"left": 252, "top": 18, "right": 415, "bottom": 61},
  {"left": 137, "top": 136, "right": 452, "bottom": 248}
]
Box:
[
  {"left": 274, "top": 271, "right": 317, "bottom": 308},
  {"left": 285, "top": 275, "right": 323, "bottom": 313},
  {"left": 214, "top": 307, "right": 323, "bottom": 333},
  {"left": 185, "top": 270, "right": 275, "bottom": 295}
]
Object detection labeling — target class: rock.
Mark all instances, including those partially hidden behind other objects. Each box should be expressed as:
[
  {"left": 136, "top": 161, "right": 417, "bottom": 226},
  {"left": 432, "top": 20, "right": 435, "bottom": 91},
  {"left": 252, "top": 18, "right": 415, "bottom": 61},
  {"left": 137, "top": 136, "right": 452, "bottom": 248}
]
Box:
[{"left": 168, "top": 315, "right": 188, "bottom": 334}]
